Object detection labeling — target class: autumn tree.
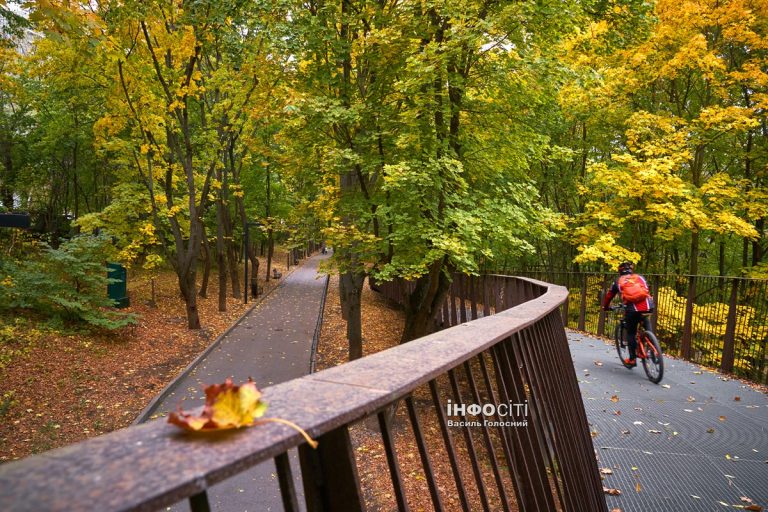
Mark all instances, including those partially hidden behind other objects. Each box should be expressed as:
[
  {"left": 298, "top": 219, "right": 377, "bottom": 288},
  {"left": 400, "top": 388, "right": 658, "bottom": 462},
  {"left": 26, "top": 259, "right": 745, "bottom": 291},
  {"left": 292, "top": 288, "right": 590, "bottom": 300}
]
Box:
[
  {"left": 563, "top": 0, "right": 768, "bottom": 276},
  {"left": 53, "top": 0, "right": 285, "bottom": 327},
  {"left": 288, "top": 0, "right": 559, "bottom": 349}
]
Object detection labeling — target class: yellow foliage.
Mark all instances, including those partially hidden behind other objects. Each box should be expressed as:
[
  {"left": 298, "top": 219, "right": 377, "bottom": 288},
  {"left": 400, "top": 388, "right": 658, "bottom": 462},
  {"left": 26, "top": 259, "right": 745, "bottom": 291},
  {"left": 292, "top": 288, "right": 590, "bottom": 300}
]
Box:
[
  {"left": 655, "top": 285, "right": 768, "bottom": 375},
  {"left": 573, "top": 234, "right": 641, "bottom": 267}
]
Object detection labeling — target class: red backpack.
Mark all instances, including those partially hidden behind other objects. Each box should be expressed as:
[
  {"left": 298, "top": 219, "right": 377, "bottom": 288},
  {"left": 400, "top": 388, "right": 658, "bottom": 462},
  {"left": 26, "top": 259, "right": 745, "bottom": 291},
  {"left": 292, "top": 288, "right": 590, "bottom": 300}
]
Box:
[{"left": 618, "top": 274, "right": 649, "bottom": 303}]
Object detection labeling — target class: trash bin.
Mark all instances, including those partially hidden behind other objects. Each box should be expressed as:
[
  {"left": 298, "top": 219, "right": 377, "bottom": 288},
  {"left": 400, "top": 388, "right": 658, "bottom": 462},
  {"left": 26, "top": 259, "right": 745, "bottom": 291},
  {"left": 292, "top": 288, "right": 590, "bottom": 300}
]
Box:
[{"left": 107, "top": 263, "right": 130, "bottom": 308}]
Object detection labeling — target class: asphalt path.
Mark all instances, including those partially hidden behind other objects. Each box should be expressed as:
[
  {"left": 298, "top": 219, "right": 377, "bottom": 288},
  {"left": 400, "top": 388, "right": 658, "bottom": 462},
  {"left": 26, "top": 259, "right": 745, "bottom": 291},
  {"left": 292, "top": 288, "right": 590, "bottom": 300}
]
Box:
[{"left": 139, "top": 254, "right": 329, "bottom": 512}]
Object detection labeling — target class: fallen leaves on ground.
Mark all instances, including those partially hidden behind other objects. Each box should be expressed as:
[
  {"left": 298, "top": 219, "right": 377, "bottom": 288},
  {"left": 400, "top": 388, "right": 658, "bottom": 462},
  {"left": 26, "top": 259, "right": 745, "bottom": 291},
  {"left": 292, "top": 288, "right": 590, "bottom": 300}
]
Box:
[
  {"left": 603, "top": 487, "right": 622, "bottom": 495},
  {"left": 0, "top": 254, "right": 292, "bottom": 461}
]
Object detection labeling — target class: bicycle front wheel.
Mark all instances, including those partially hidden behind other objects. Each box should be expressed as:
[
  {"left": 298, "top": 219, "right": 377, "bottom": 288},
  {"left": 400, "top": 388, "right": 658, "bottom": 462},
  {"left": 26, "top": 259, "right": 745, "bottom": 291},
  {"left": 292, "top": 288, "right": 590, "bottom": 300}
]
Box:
[
  {"left": 615, "top": 323, "right": 633, "bottom": 369},
  {"left": 641, "top": 331, "right": 664, "bottom": 384}
]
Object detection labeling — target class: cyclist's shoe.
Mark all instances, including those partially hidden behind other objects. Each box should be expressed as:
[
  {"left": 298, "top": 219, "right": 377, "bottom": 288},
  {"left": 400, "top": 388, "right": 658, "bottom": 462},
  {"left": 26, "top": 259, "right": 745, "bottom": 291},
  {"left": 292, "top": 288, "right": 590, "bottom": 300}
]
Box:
[{"left": 624, "top": 358, "right": 637, "bottom": 368}]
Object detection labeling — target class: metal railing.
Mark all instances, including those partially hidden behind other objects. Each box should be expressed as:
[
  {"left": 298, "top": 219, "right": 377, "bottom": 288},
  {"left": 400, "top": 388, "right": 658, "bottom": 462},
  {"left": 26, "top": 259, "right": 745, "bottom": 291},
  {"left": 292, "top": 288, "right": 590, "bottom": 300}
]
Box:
[
  {"left": 0, "top": 274, "right": 606, "bottom": 512},
  {"left": 513, "top": 271, "right": 768, "bottom": 384}
]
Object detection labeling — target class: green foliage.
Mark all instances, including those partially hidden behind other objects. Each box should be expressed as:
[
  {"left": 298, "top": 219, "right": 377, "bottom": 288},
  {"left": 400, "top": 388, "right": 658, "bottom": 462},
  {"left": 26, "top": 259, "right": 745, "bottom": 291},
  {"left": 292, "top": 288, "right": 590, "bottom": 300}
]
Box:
[
  {"left": 75, "top": 183, "right": 161, "bottom": 266},
  {"left": 0, "top": 234, "right": 135, "bottom": 329}
]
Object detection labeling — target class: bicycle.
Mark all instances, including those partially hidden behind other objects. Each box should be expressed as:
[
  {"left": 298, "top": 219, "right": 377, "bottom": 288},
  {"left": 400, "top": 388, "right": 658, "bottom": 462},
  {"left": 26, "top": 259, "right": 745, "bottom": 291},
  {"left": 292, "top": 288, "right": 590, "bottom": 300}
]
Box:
[{"left": 609, "top": 305, "right": 664, "bottom": 384}]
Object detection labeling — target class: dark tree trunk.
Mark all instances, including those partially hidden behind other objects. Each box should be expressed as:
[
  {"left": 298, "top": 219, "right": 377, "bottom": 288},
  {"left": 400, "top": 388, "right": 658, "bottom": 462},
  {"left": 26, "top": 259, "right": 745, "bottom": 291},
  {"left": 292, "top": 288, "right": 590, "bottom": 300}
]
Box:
[
  {"left": 179, "top": 269, "right": 201, "bottom": 330},
  {"left": 216, "top": 188, "right": 228, "bottom": 312},
  {"left": 265, "top": 164, "right": 272, "bottom": 282},
  {"left": 401, "top": 259, "right": 451, "bottom": 343},
  {"left": 743, "top": 238, "right": 750, "bottom": 270},
  {"left": 1, "top": 131, "right": 15, "bottom": 210},
  {"left": 266, "top": 230, "right": 274, "bottom": 282},
  {"left": 199, "top": 230, "right": 211, "bottom": 298},
  {"left": 753, "top": 218, "right": 765, "bottom": 266},
  {"left": 681, "top": 232, "right": 699, "bottom": 359},
  {"left": 719, "top": 239, "right": 726, "bottom": 277},
  {"left": 340, "top": 270, "right": 365, "bottom": 360}
]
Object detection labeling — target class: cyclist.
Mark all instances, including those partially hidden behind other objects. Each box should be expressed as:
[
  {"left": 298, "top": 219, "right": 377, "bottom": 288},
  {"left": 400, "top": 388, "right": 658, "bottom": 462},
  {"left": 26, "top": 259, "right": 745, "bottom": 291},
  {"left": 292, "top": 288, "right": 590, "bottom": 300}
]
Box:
[{"left": 602, "top": 262, "right": 655, "bottom": 367}]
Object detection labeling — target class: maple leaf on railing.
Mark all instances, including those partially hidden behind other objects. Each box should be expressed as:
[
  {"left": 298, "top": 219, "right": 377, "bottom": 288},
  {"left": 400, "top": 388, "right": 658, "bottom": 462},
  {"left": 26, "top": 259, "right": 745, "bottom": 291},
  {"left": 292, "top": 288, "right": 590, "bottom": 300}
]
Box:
[{"left": 168, "top": 378, "right": 318, "bottom": 448}]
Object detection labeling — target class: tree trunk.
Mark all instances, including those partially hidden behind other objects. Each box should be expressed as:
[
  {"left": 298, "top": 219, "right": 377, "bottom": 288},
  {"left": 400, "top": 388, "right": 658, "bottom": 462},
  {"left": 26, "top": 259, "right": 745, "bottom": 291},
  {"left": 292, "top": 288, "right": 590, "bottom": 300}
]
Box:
[
  {"left": 222, "top": 212, "right": 240, "bottom": 301},
  {"left": 753, "top": 218, "right": 765, "bottom": 266},
  {"left": 266, "top": 230, "right": 274, "bottom": 282},
  {"left": 179, "top": 268, "right": 201, "bottom": 330},
  {"left": 265, "top": 164, "right": 272, "bottom": 282},
  {"left": 340, "top": 270, "right": 365, "bottom": 360},
  {"left": 681, "top": 232, "right": 699, "bottom": 359},
  {"left": 1, "top": 131, "right": 15, "bottom": 209},
  {"left": 221, "top": 151, "right": 241, "bottom": 300},
  {"left": 719, "top": 239, "right": 726, "bottom": 277},
  {"left": 199, "top": 231, "right": 211, "bottom": 298},
  {"left": 216, "top": 193, "right": 228, "bottom": 312},
  {"left": 401, "top": 259, "right": 451, "bottom": 343}
]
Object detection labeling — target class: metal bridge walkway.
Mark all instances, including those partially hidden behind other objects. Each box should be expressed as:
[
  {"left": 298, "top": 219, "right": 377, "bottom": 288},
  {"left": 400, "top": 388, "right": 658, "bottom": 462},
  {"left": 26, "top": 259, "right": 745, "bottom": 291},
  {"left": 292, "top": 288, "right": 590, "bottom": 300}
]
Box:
[{"left": 569, "top": 331, "right": 768, "bottom": 511}]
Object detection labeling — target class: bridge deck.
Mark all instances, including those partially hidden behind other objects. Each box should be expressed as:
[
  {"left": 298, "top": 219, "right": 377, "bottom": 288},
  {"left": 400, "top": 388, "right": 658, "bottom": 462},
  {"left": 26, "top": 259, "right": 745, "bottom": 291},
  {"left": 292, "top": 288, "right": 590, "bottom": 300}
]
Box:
[{"left": 569, "top": 331, "right": 768, "bottom": 511}]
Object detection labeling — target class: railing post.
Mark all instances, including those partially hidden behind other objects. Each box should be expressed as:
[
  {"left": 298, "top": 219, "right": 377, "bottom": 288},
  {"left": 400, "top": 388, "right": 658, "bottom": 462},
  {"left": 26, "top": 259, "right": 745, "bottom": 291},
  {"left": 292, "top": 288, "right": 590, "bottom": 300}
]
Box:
[
  {"left": 681, "top": 275, "right": 696, "bottom": 360},
  {"left": 561, "top": 295, "right": 570, "bottom": 327},
  {"left": 597, "top": 274, "right": 609, "bottom": 337},
  {"left": 300, "top": 426, "right": 365, "bottom": 512},
  {"left": 651, "top": 275, "right": 660, "bottom": 334},
  {"left": 721, "top": 278, "right": 739, "bottom": 374},
  {"left": 578, "top": 274, "right": 587, "bottom": 331}
]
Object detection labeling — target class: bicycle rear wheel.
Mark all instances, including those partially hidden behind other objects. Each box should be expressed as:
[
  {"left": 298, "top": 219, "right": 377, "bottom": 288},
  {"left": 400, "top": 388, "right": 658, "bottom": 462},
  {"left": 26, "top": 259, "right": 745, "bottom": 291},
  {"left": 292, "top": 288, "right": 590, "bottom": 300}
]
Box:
[
  {"left": 614, "top": 323, "right": 633, "bottom": 369},
  {"left": 641, "top": 331, "right": 664, "bottom": 383}
]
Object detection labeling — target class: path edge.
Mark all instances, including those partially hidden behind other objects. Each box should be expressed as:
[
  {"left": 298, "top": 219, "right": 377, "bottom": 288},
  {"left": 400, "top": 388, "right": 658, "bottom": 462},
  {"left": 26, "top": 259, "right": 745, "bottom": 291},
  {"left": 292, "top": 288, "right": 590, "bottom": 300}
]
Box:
[
  {"left": 309, "top": 273, "right": 331, "bottom": 374},
  {"left": 132, "top": 263, "right": 301, "bottom": 425}
]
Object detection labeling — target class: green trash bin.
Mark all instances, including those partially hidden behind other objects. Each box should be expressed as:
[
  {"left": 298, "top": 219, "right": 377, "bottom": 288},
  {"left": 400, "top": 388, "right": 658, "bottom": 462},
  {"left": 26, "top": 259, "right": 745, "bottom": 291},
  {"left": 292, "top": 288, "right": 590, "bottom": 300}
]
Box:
[{"left": 107, "top": 263, "right": 130, "bottom": 308}]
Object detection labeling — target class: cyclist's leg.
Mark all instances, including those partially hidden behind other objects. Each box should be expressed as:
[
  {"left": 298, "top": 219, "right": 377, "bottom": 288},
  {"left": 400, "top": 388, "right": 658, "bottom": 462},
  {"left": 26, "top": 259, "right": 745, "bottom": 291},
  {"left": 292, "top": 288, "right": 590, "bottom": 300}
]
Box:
[
  {"left": 625, "top": 310, "right": 642, "bottom": 360},
  {"left": 641, "top": 313, "right": 652, "bottom": 333}
]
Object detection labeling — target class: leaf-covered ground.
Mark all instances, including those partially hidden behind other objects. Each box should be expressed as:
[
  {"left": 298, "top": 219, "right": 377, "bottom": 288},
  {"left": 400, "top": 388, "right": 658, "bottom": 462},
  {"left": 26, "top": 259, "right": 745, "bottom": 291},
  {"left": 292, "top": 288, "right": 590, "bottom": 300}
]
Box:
[
  {"left": 316, "top": 277, "right": 524, "bottom": 512},
  {"left": 0, "top": 251, "right": 290, "bottom": 462}
]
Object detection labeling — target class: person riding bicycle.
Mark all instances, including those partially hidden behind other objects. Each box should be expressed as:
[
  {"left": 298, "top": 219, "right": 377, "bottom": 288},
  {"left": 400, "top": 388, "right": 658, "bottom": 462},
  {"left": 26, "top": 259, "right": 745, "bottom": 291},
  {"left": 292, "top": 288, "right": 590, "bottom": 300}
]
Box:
[{"left": 602, "top": 262, "right": 655, "bottom": 367}]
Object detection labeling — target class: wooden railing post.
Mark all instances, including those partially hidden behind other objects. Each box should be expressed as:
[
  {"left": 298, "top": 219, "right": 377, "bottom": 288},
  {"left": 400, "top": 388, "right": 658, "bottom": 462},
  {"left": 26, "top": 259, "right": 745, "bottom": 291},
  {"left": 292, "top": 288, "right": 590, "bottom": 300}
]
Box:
[
  {"left": 651, "top": 275, "right": 660, "bottom": 334},
  {"left": 300, "top": 425, "right": 365, "bottom": 512},
  {"left": 597, "top": 274, "right": 609, "bottom": 337},
  {"left": 681, "top": 275, "right": 696, "bottom": 360},
  {"left": 721, "top": 278, "right": 739, "bottom": 374},
  {"left": 578, "top": 274, "right": 587, "bottom": 331}
]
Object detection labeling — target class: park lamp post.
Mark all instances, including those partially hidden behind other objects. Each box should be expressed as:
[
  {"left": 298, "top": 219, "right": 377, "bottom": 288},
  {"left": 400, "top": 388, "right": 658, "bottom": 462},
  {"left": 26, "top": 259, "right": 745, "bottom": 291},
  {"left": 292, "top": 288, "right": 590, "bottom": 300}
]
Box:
[{"left": 243, "top": 220, "right": 261, "bottom": 304}]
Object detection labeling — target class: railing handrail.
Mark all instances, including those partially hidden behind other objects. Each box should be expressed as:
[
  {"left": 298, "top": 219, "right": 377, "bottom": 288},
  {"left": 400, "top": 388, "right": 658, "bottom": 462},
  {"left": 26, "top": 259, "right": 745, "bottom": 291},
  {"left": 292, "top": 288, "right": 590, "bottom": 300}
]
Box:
[
  {"left": 509, "top": 269, "right": 768, "bottom": 282},
  {"left": 0, "top": 276, "right": 589, "bottom": 512}
]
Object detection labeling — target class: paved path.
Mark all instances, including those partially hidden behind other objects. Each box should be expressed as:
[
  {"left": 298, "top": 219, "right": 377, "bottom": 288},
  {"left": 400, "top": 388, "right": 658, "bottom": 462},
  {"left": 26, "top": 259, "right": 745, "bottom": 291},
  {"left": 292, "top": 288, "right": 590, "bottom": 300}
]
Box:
[
  {"left": 569, "top": 331, "right": 768, "bottom": 512},
  {"left": 140, "top": 254, "right": 329, "bottom": 512}
]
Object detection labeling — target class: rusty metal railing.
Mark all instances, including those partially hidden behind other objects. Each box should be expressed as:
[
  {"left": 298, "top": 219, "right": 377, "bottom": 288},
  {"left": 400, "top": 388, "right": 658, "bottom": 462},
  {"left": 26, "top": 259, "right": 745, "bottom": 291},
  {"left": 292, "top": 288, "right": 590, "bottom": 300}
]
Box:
[{"left": 0, "top": 274, "right": 606, "bottom": 512}]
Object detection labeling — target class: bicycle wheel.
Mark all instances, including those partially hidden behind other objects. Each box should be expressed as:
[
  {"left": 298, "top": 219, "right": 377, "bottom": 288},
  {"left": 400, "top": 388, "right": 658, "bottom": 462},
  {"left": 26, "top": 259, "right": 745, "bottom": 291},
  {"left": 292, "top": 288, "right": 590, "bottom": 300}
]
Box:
[
  {"left": 614, "top": 323, "right": 633, "bottom": 368},
  {"left": 641, "top": 331, "right": 664, "bottom": 384}
]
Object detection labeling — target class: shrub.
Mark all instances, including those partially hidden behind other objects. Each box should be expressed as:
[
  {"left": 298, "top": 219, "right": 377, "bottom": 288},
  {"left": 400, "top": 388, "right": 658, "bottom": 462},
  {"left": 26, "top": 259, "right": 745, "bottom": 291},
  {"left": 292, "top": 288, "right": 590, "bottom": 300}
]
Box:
[{"left": 0, "top": 234, "right": 135, "bottom": 329}]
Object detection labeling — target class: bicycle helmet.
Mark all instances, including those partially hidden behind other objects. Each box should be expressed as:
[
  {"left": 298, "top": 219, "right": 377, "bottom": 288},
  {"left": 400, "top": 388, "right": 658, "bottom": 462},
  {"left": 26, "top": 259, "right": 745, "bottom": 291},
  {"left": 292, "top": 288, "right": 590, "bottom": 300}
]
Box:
[{"left": 617, "top": 261, "right": 634, "bottom": 275}]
